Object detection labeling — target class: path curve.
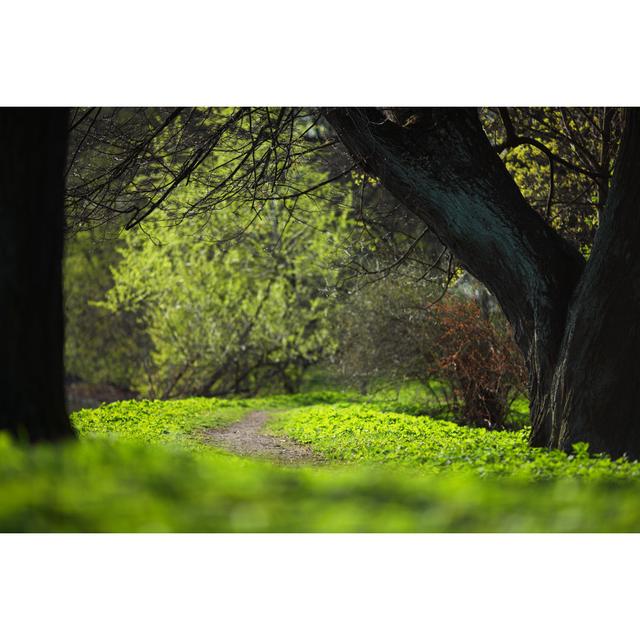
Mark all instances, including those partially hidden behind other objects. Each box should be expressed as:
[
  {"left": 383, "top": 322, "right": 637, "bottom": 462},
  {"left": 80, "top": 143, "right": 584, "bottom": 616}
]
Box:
[{"left": 200, "top": 410, "right": 319, "bottom": 464}]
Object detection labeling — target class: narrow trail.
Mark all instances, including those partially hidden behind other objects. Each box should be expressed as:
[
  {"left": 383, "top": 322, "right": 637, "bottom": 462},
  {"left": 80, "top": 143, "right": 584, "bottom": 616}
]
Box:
[{"left": 200, "top": 410, "right": 320, "bottom": 465}]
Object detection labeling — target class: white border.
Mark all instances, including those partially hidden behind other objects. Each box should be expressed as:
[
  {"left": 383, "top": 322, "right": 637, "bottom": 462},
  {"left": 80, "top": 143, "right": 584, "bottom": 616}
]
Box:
[
  {"left": 1, "top": 534, "right": 638, "bottom": 639},
  {"left": 1, "top": 0, "right": 638, "bottom": 105}
]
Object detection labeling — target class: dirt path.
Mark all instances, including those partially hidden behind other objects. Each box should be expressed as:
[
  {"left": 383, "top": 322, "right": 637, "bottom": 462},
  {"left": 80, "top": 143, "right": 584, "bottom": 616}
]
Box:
[{"left": 200, "top": 410, "right": 319, "bottom": 464}]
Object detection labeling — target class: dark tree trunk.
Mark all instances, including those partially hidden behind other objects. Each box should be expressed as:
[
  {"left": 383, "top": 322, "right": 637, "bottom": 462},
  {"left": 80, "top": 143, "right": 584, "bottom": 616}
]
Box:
[
  {"left": 325, "top": 107, "right": 640, "bottom": 458},
  {"left": 549, "top": 110, "right": 640, "bottom": 457},
  {"left": 0, "top": 108, "right": 74, "bottom": 442}
]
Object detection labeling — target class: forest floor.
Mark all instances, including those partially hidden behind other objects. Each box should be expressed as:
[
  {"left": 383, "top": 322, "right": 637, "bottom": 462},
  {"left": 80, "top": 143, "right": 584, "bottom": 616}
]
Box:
[{"left": 200, "top": 410, "right": 320, "bottom": 465}]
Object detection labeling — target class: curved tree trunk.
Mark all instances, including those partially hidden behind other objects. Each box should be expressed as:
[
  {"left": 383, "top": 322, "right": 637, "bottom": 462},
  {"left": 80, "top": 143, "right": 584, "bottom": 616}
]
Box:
[
  {"left": 0, "top": 108, "right": 73, "bottom": 442},
  {"left": 325, "top": 107, "right": 640, "bottom": 457}
]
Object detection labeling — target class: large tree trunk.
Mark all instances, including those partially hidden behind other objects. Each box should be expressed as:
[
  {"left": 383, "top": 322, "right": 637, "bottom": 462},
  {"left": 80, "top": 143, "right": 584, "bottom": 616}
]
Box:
[
  {"left": 325, "top": 107, "right": 640, "bottom": 458},
  {"left": 549, "top": 110, "right": 640, "bottom": 457},
  {"left": 0, "top": 108, "right": 74, "bottom": 442}
]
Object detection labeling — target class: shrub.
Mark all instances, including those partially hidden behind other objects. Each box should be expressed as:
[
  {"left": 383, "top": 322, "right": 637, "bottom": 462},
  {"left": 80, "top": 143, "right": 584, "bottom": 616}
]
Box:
[
  {"left": 333, "top": 275, "right": 526, "bottom": 427},
  {"left": 428, "top": 298, "right": 526, "bottom": 427}
]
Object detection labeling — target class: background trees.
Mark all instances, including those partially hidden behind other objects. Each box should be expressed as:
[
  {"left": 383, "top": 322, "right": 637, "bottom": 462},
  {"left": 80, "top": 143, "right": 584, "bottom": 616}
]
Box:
[{"left": 97, "top": 199, "right": 350, "bottom": 399}]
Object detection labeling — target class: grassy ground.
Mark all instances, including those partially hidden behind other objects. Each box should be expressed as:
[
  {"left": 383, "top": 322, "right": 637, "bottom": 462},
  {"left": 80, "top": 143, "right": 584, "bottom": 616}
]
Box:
[
  {"left": 2, "top": 392, "right": 640, "bottom": 532},
  {"left": 269, "top": 404, "right": 640, "bottom": 479}
]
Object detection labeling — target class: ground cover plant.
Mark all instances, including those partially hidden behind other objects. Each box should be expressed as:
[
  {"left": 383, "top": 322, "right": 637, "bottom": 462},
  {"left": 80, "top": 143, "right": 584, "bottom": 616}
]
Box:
[
  {"left": 3, "top": 395, "right": 640, "bottom": 532},
  {"left": 270, "top": 405, "right": 640, "bottom": 480}
]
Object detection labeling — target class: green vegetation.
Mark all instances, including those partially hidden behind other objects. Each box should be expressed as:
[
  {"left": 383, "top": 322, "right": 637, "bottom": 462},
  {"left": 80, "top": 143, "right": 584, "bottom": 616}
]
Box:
[
  {"left": 62, "top": 110, "right": 529, "bottom": 428},
  {"left": 270, "top": 404, "right": 640, "bottom": 479},
  {"left": 96, "top": 206, "right": 351, "bottom": 399},
  {"left": 66, "top": 117, "right": 357, "bottom": 400},
  {"left": 73, "top": 397, "right": 248, "bottom": 448},
  {"left": 2, "top": 395, "right": 640, "bottom": 532}
]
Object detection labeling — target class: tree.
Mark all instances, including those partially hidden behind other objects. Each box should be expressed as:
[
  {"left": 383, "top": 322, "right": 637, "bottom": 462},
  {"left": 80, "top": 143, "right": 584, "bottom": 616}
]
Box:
[
  {"left": 0, "top": 108, "right": 74, "bottom": 442},
  {"left": 97, "top": 200, "right": 350, "bottom": 399},
  {"left": 64, "top": 226, "right": 148, "bottom": 393},
  {"left": 325, "top": 107, "right": 640, "bottom": 457}
]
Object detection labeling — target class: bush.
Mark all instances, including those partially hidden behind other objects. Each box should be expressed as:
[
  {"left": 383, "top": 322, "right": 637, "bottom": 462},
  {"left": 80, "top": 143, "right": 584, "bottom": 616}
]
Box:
[
  {"left": 333, "top": 275, "right": 526, "bottom": 427},
  {"left": 428, "top": 298, "right": 526, "bottom": 427},
  {"left": 332, "top": 275, "right": 446, "bottom": 395}
]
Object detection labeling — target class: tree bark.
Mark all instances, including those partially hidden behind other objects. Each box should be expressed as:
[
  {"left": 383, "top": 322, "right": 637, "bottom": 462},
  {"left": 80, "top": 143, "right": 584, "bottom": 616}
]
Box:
[
  {"left": 550, "top": 109, "right": 640, "bottom": 457},
  {"left": 0, "top": 108, "right": 74, "bottom": 442}
]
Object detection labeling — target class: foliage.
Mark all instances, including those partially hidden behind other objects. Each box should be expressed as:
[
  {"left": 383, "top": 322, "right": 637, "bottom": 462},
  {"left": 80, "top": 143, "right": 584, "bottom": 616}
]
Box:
[
  {"left": 332, "top": 274, "right": 442, "bottom": 395},
  {"left": 333, "top": 276, "right": 525, "bottom": 426},
  {"left": 73, "top": 397, "right": 246, "bottom": 448},
  {"left": 271, "top": 404, "right": 640, "bottom": 480},
  {"left": 67, "top": 107, "right": 618, "bottom": 256},
  {"left": 65, "top": 108, "right": 344, "bottom": 233},
  {"left": 94, "top": 163, "right": 353, "bottom": 399},
  {"left": 480, "top": 107, "right": 622, "bottom": 253},
  {"left": 64, "top": 228, "right": 147, "bottom": 389},
  {"left": 429, "top": 298, "right": 526, "bottom": 426},
  {"left": 4, "top": 432, "right": 640, "bottom": 532},
  {"left": 2, "top": 396, "right": 640, "bottom": 532},
  {"left": 71, "top": 391, "right": 360, "bottom": 444}
]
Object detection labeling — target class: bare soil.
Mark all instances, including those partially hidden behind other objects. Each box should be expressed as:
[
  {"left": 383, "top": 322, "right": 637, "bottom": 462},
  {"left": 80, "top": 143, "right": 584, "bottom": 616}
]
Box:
[{"left": 200, "top": 410, "right": 320, "bottom": 465}]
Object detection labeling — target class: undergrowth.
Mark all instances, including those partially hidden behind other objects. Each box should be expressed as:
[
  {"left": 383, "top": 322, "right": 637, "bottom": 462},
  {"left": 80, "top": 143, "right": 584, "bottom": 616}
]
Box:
[
  {"left": 1, "top": 394, "right": 639, "bottom": 532},
  {"left": 270, "top": 405, "right": 640, "bottom": 480}
]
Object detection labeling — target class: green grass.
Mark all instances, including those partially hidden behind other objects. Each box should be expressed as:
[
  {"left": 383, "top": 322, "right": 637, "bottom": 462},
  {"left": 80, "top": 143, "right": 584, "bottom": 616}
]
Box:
[{"left": 1, "top": 394, "right": 640, "bottom": 532}]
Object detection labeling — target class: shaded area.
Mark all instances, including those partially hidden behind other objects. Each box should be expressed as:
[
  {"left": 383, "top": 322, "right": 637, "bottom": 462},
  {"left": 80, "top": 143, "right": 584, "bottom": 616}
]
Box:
[{"left": 66, "top": 382, "right": 137, "bottom": 412}]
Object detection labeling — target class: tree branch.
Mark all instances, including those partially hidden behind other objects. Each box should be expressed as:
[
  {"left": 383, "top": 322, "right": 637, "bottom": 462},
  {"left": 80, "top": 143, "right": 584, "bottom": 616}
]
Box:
[{"left": 496, "top": 107, "right": 603, "bottom": 182}]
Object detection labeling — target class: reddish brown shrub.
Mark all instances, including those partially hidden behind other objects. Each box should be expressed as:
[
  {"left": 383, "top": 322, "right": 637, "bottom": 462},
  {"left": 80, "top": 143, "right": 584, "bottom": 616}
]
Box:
[{"left": 428, "top": 298, "right": 527, "bottom": 427}]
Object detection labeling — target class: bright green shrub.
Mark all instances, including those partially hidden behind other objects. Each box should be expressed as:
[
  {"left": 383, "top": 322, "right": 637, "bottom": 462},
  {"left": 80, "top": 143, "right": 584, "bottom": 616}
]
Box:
[{"left": 97, "top": 179, "right": 352, "bottom": 400}]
